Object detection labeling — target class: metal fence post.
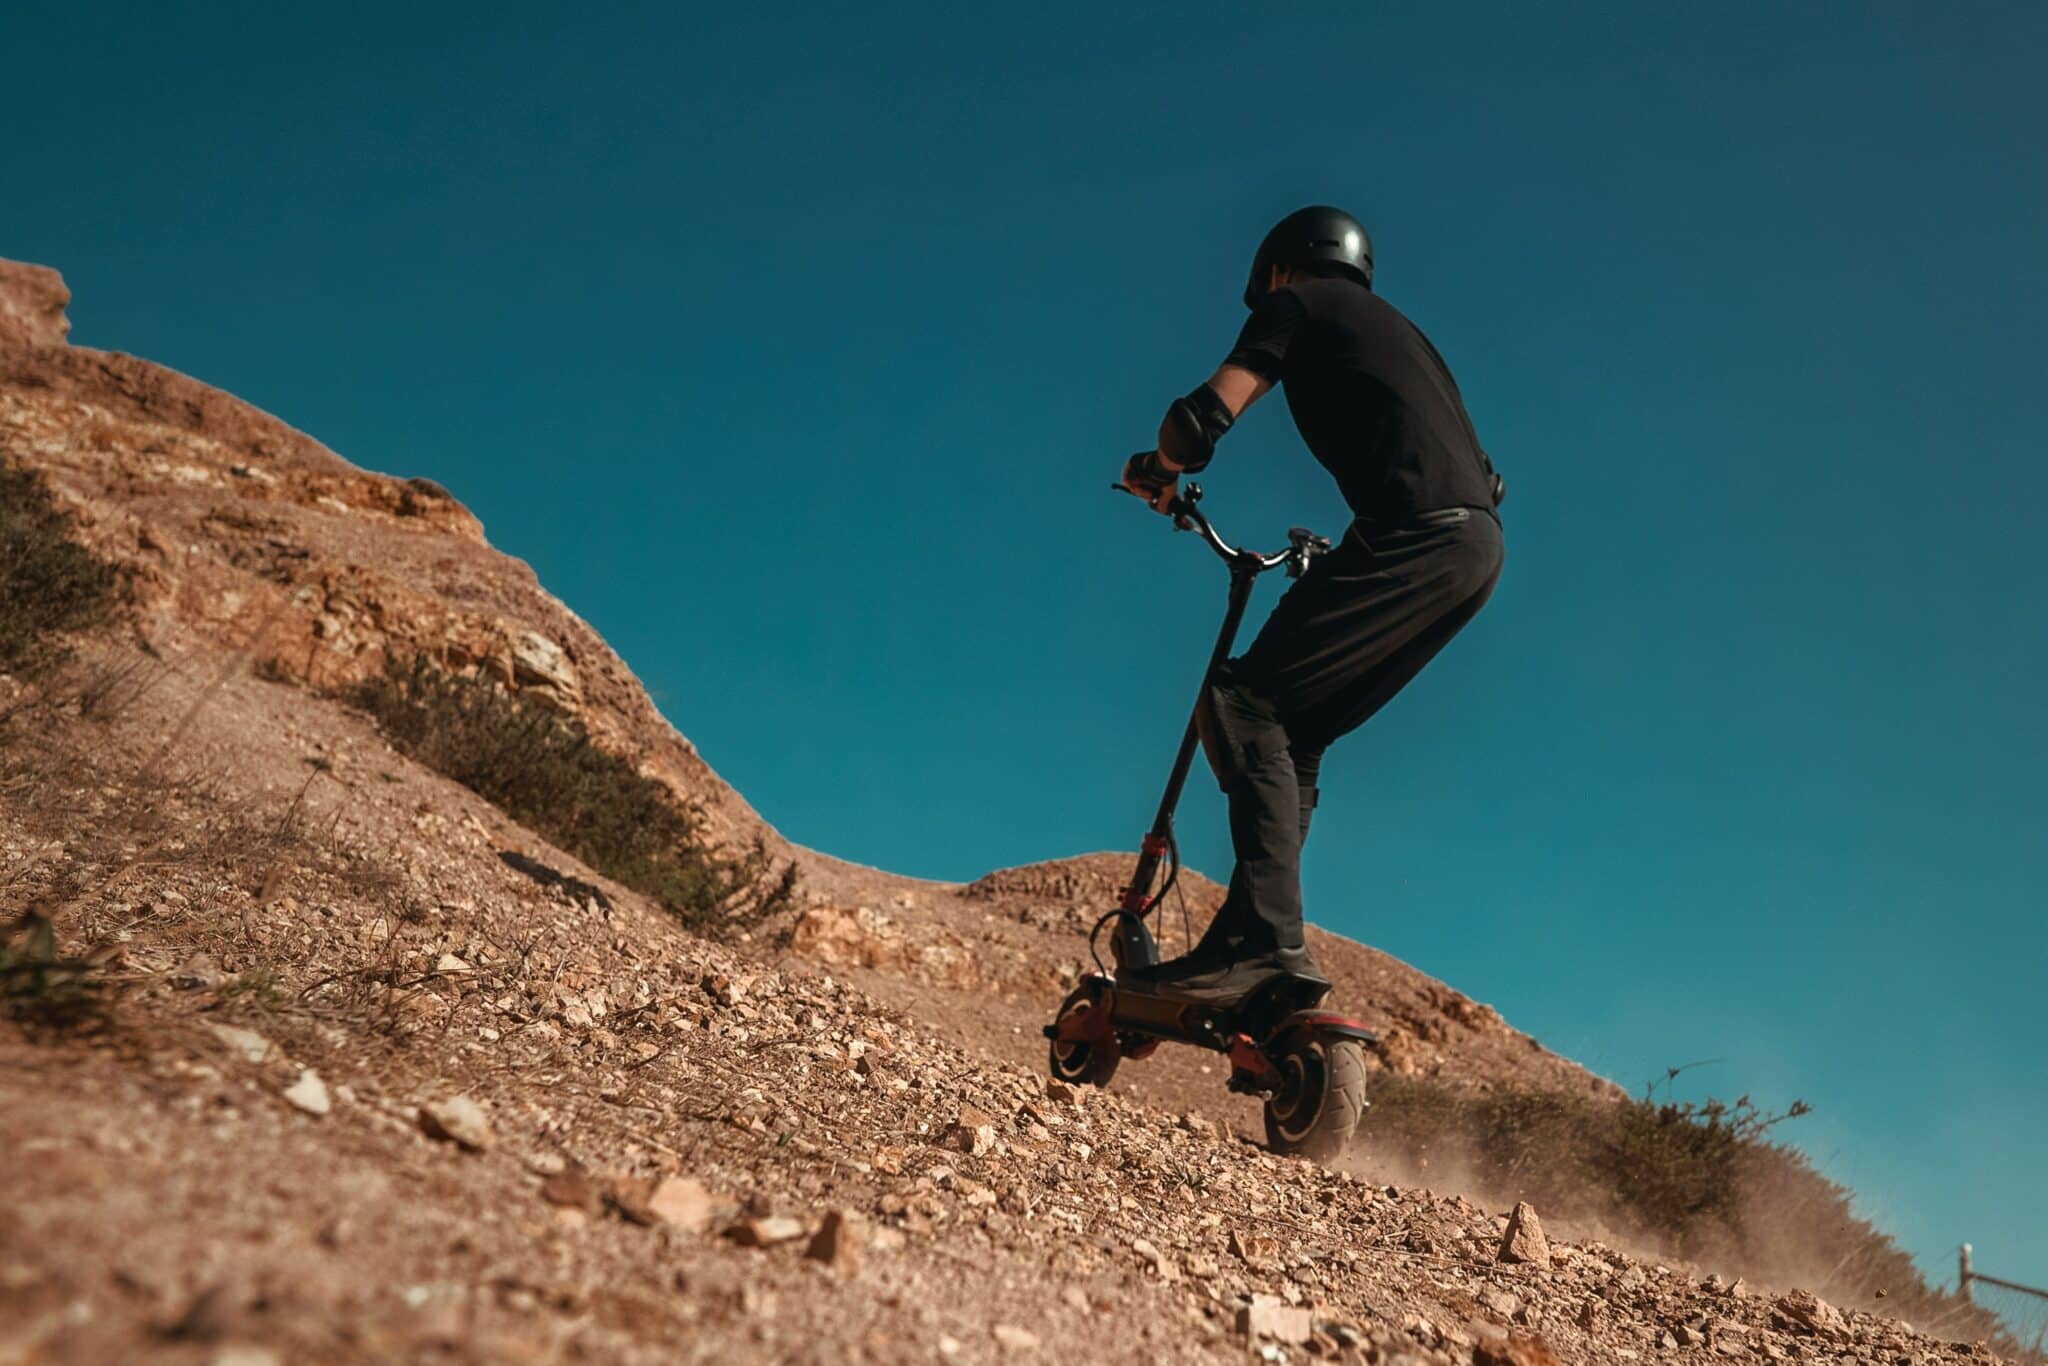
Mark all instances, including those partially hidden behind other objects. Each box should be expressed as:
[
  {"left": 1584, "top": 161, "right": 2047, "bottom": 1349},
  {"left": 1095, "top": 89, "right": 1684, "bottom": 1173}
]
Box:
[{"left": 1960, "top": 1243, "right": 1974, "bottom": 1303}]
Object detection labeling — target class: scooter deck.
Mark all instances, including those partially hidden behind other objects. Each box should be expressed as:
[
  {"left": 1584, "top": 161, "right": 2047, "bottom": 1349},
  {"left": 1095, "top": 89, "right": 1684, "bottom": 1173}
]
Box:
[{"left": 1106, "top": 969, "right": 1337, "bottom": 1048}]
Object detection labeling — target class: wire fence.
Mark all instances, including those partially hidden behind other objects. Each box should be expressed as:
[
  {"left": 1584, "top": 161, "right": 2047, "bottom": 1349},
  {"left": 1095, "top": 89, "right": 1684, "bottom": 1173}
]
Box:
[{"left": 1961, "top": 1245, "right": 2048, "bottom": 1358}]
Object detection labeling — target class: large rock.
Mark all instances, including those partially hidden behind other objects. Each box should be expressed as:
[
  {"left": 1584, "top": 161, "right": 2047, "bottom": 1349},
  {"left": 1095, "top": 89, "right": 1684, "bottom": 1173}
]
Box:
[
  {"left": 1495, "top": 1202, "right": 1550, "bottom": 1265},
  {"left": 1772, "top": 1289, "right": 1846, "bottom": 1337},
  {"left": 0, "top": 260, "right": 70, "bottom": 349},
  {"left": 511, "top": 629, "right": 581, "bottom": 704}
]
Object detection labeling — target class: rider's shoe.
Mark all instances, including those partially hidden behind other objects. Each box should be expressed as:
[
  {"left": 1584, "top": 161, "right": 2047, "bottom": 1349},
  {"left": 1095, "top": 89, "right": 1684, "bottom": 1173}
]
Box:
[
  {"left": 1119, "top": 944, "right": 1232, "bottom": 987},
  {"left": 1129, "top": 946, "right": 1327, "bottom": 1007}
]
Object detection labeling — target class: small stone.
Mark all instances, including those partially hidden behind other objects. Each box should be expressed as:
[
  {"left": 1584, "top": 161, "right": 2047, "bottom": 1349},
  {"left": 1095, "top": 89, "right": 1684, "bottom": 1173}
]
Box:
[
  {"left": 434, "top": 953, "right": 472, "bottom": 974},
  {"left": 1676, "top": 1324, "right": 1706, "bottom": 1346},
  {"left": 209, "top": 1348, "right": 281, "bottom": 1366},
  {"left": 164, "top": 1285, "right": 237, "bottom": 1342},
  {"left": 542, "top": 1164, "right": 599, "bottom": 1213},
  {"left": 1129, "top": 1236, "right": 1178, "bottom": 1281},
  {"left": 1238, "top": 1294, "right": 1314, "bottom": 1345},
  {"left": 806, "top": 1210, "right": 863, "bottom": 1272},
  {"left": 205, "top": 1023, "right": 275, "bottom": 1066},
  {"left": 724, "top": 1215, "right": 807, "bottom": 1247},
  {"left": 1495, "top": 1201, "right": 1550, "bottom": 1265},
  {"left": 1231, "top": 1228, "right": 1281, "bottom": 1265},
  {"left": 945, "top": 1106, "right": 998, "bottom": 1156},
  {"left": 992, "top": 1324, "right": 1040, "bottom": 1353},
  {"left": 648, "top": 1177, "right": 716, "bottom": 1232},
  {"left": 605, "top": 1176, "right": 658, "bottom": 1224},
  {"left": 418, "top": 1096, "right": 494, "bottom": 1152},
  {"left": 702, "top": 972, "right": 751, "bottom": 1006},
  {"left": 282, "top": 1070, "right": 330, "bottom": 1116},
  {"left": 1480, "top": 1288, "right": 1522, "bottom": 1319},
  {"left": 171, "top": 954, "right": 226, "bottom": 990},
  {"left": 1044, "top": 1079, "right": 1076, "bottom": 1104}
]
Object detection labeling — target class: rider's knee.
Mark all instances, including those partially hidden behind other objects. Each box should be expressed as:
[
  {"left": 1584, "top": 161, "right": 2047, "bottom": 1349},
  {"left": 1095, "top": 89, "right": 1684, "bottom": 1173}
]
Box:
[{"left": 1197, "top": 668, "right": 1290, "bottom": 794}]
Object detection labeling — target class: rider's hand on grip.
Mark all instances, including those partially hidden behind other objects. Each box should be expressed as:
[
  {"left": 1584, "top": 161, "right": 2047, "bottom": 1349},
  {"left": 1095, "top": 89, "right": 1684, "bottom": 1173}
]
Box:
[{"left": 1119, "top": 452, "right": 1178, "bottom": 515}]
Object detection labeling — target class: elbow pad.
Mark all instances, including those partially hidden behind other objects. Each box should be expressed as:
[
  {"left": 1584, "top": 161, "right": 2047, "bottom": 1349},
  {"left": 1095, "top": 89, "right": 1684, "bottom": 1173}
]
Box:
[{"left": 1158, "top": 383, "right": 1235, "bottom": 473}]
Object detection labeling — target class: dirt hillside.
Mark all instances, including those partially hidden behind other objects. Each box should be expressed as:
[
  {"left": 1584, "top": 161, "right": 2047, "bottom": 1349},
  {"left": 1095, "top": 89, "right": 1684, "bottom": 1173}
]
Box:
[{"left": 0, "top": 258, "right": 2009, "bottom": 1364}]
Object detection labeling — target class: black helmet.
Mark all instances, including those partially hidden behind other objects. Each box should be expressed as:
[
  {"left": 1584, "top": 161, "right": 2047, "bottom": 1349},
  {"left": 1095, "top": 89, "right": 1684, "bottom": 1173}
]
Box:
[{"left": 1244, "top": 205, "right": 1374, "bottom": 307}]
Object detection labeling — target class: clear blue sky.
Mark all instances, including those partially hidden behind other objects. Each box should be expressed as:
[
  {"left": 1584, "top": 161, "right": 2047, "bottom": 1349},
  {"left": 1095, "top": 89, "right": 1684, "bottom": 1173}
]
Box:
[{"left": 9, "top": 1, "right": 2043, "bottom": 1292}]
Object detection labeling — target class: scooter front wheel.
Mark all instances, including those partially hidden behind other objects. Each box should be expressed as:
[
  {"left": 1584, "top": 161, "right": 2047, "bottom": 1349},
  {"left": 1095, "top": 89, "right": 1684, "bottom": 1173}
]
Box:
[
  {"left": 1047, "top": 984, "right": 1121, "bottom": 1089},
  {"left": 1263, "top": 1032, "right": 1366, "bottom": 1160}
]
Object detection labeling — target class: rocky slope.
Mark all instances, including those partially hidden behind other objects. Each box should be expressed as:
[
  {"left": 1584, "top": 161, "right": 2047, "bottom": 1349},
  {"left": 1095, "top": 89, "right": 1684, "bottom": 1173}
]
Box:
[{"left": 0, "top": 259, "right": 2008, "bottom": 1364}]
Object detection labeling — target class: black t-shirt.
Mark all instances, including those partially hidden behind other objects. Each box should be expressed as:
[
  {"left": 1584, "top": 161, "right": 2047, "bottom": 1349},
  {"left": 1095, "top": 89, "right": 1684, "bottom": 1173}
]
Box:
[{"left": 1225, "top": 279, "right": 1497, "bottom": 522}]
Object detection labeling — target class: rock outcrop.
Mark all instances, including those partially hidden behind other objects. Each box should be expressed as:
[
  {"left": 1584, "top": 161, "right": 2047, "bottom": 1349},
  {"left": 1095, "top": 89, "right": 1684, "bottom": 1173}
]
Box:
[
  {"left": 0, "top": 257, "right": 764, "bottom": 850},
  {"left": 0, "top": 259, "right": 69, "bottom": 349}
]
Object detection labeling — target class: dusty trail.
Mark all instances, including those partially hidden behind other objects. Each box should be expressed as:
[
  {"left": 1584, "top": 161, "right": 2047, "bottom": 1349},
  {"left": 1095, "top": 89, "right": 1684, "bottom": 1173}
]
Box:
[{"left": 0, "top": 258, "right": 2010, "bottom": 1363}]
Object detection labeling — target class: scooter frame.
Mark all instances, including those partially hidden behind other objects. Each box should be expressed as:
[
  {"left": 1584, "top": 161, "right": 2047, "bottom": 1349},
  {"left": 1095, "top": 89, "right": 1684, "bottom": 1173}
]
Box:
[{"left": 1044, "top": 484, "right": 1375, "bottom": 1132}]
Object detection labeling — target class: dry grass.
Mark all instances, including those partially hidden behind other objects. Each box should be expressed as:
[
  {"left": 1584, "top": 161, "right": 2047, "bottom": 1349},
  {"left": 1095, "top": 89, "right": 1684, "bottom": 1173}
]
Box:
[
  {"left": 348, "top": 655, "right": 798, "bottom": 934},
  {"left": 0, "top": 456, "right": 118, "bottom": 676}
]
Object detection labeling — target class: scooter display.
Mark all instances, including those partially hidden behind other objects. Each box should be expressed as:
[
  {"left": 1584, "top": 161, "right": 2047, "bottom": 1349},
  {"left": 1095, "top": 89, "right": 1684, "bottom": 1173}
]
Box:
[{"left": 1043, "top": 483, "right": 1373, "bottom": 1159}]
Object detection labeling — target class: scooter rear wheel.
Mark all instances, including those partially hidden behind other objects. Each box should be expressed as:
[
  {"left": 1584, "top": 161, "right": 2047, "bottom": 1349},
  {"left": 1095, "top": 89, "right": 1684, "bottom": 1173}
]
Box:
[
  {"left": 1047, "top": 985, "right": 1121, "bottom": 1088},
  {"left": 1262, "top": 1033, "right": 1366, "bottom": 1160}
]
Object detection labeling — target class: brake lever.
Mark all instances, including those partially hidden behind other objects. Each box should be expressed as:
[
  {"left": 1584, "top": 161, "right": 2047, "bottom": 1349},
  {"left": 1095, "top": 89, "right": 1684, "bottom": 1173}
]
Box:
[{"left": 1112, "top": 481, "right": 1198, "bottom": 531}]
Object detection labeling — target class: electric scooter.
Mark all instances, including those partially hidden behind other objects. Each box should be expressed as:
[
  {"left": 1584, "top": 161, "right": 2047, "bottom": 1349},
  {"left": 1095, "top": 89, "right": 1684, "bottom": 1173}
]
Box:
[{"left": 1043, "top": 482, "right": 1374, "bottom": 1159}]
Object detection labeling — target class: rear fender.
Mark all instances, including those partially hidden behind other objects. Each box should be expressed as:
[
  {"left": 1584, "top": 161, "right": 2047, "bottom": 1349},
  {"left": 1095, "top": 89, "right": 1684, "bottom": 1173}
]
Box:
[{"left": 1267, "top": 1009, "right": 1377, "bottom": 1047}]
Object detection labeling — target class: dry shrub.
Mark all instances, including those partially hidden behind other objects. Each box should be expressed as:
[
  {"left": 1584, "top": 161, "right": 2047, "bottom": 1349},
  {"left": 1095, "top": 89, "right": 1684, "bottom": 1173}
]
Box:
[
  {"left": 348, "top": 656, "right": 798, "bottom": 932},
  {"left": 0, "top": 914, "right": 106, "bottom": 1031},
  {"left": 0, "top": 457, "right": 118, "bottom": 675},
  {"left": 1366, "top": 1074, "right": 2012, "bottom": 1347}
]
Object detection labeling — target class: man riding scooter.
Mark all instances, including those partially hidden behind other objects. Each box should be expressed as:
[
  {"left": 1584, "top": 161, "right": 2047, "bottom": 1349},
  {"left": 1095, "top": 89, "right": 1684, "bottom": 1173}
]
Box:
[{"left": 1118, "top": 205, "right": 1507, "bottom": 1006}]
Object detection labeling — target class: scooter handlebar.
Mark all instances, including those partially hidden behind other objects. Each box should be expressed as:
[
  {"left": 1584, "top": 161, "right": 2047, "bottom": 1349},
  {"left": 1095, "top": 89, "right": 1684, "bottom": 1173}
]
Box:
[{"left": 1114, "top": 480, "right": 1323, "bottom": 578}]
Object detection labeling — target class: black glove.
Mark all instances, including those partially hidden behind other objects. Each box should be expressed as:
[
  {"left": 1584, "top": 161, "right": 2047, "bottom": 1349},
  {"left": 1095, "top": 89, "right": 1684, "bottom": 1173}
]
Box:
[{"left": 1121, "top": 450, "right": 1173, "bottom": 499}]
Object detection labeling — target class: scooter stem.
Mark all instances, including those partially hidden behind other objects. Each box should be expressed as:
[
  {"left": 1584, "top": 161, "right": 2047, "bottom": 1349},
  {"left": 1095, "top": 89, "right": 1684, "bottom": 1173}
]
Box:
[{"left": 1113, "top": 557, "right": 1261, "bottom": 957}]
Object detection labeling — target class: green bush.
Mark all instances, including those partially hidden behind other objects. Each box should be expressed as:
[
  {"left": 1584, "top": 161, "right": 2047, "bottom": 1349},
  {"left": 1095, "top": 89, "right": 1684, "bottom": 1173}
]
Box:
[
  {"left": 350, "top": 656, "right": 797, "bottom": 931},
  {"left": 0, "top": 459, "right": 118, "bottom": 673}
]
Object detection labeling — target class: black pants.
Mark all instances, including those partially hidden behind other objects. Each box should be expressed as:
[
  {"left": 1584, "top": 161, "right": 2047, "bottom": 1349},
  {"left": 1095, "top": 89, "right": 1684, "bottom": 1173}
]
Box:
[{"left": 1193, "top": 507, "right": 1504, "bottom": 960}]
